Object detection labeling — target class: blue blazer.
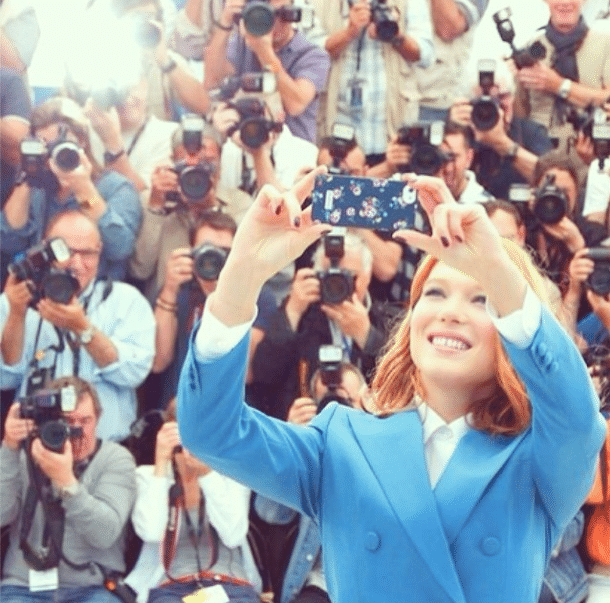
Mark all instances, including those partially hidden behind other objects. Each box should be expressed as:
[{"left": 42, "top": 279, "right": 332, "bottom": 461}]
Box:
[{"left": 178, "top": 307, "right": 606, "bottom": 603}]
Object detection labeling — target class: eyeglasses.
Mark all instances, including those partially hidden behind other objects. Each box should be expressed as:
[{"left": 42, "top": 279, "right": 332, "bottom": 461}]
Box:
[{"left": 68, "top": 247, "right": 101, "bottom": 261}]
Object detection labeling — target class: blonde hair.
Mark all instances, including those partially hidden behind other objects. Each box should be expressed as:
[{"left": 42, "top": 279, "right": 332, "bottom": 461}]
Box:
[{"left": 372, "top": 240, "right": 549, "bottom": 436}]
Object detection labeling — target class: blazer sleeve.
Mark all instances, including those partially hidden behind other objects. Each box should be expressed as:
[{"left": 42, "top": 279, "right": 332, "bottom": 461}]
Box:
[
  {"left": 502, "top": 306, "right": 606, "bottom": 528},
  {"left": 178, "top": 330, "right": 332, "bottom": 520}
]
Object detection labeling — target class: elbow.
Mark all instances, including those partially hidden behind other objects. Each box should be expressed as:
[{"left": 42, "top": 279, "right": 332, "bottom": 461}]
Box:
[{"left": 435, "top": 24, "right": 463, "bottom": 43}]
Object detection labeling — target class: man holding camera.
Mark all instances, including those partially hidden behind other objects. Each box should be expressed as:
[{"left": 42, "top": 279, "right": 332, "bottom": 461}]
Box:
[
  {"left": 250, "top": 231, "right": 387, "bottom": 419},
  {"left": 0, "top": 375, "right": 137, "bottom": 603},
  {"left": 203, "top": 0, "right": 330, "bottom": 143},
  {"left": 0, "top": 210, "right": 155, "bottom": 442}
]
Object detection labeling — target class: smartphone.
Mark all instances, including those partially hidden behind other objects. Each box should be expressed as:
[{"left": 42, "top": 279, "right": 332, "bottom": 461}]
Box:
[{"left": 311, "top": 174, "right": 419, "bottom": 231}]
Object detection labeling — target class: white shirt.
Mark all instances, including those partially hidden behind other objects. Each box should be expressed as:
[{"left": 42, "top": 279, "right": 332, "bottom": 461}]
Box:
[{"left": 582, "top": 159, "right": 610, "bottom": 218}]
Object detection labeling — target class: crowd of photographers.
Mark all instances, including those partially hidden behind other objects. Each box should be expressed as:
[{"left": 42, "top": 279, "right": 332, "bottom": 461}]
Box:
[{"left": 1, "top": 0, "right": 610, "bottom": 601}]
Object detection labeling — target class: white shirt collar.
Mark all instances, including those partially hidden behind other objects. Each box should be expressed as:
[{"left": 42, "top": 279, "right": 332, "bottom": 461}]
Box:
[{"left": 416, "top": 402, "right": 471, "bottom": 445}]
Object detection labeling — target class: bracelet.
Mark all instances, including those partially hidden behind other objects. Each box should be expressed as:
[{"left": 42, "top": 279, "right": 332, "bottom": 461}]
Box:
[
  {"left": 213, "top": 18, "right": 233, "bottom": 31},
  {"left": 156, "top": 299, "right": 177, "bottom": 314},
  {"left": 157, "top": 296, "right": 177, "bottom": 309}
]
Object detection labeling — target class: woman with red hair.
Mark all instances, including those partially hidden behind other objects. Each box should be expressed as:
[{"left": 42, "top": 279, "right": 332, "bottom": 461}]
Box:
[{"left": 177, "top": 167, "right": 606, "bottom": 603}]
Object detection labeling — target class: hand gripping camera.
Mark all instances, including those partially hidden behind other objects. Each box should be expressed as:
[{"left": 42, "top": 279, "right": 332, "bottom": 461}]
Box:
[
  {"left": 226, "top": 97, "right": 283, "bottom": 149},
  {"left": 19, "top": 385, "right": 82, "bottom": 452},
  {"left": 191, "top": 243, "right": 229, "bottom": 281},
  {"left": 369, "top": 0, "right": 399, "bottom": 42},
  {"left": 234, "top": 0, "right": 308, "bottom": 37},
  {"left": 532, "top": 173, "right": 569, "bottom": 225},
  {"left": 492, "top": 7, "right": 546, "bottom": 69},
  {"left": 584, "top": 247, "right": 610, "bottom": 297},
  {"left": 471, "top": 60, "right": 501, "bottom": 132},
  {"left": 316, "top": 230, "right": 355, "bottom": 305},
  {"left": 210, "top": 71, "right": 277, "bottom": 103},
  {"left": 8, "top": 238, "right": 79, "bottom": 306},
  {"left": 567, "top": 104, "right": 610, "bottom": 170},
  {"left": 396, "top": 121, "right": 450, "bottom": 175}
]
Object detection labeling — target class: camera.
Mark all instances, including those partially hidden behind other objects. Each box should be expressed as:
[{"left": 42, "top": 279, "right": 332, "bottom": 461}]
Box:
[
  {"left": 316, "top": 229, "right": 355, "bottom": 305},
  {"left": 234, "top": 0, "right": 307, "bottom": 37},
  {"left": 20, "top": 128, "right": 81, "bottom": 183},
  {"left": 471, "top": 59, "right": 500, "bottom": 132},
  {"left": 532, "top": 173, "right": 569, "bottom": 224},
  {"left": 492, "top": 7, "right": 546, "bottom": 69},
  {"left": 211, "top": 71, "right": 277, "bottom": 102},
  {"left": 192, "top": 243, "right": 229, "bottom": 281},
  {"left": 370, "top": 0, "right": 399, "bottom": 42},
  {"left": 584, "top": 247, "right": 610, "bottom": 296},
  {"left": 396, "top": 121, "right": 450, "bottom": 175},
  {"left": 19, "top": 385, "right": 82, "bottom": 452},
  {"left": 8, "top": 238, "right": 80, "bottom": 305},
  {"left": 567, "top": 104, "right": 610, "bottom": 168},
  {"left": 316, "top": 345, "right": 350, "bottom": 412},
  {"left": 325, "top": 123, "right": 357, "bottom": 174},
  {"left": 226, "top": 97, "right": 282, "bottom": 148}
]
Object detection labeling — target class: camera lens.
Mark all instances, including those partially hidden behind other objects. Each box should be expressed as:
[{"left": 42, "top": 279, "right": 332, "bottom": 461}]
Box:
[
  {"left": 41, "top": 270, "right": 80, "bottom": 304},
  {"left": 51, "top": 142, "right": 80, "bottom": 171},
  {"left": 242, "top": 2, "right": 275, "bottom": 36},
  {"left": 471, "top": 97, "right": 500, "bottom": 131},
  {"left": 240, "top": 118, "right": 269, "bottom": 148},
  {"left": 39, "top": 420, "right": 70, "bottom": 452},
  {"left": 533, "top": 192, "right": 567, "bottom": 224},
  {"left": 319, "top": 269, "right": 354, "bottom": 305},
  {"left": 587, "top": 265, "right": 610, "bottom": 296},
  {"left": 178, "top": 165, "right": 212, "bottom": 200},
  {"left": 193, "top": 245, "right": 228, "bottom": 281},
  {"left": 410, "top": 143, "right": 444, "bottom": 176}
]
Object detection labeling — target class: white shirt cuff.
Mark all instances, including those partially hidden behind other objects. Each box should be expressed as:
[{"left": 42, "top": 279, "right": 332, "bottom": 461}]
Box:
[
  {"left": 486, "top": 285, "right": 541, "bottom": 349},
  {"left": 194, "top": 304, "right": 257, "bottom": 360}
]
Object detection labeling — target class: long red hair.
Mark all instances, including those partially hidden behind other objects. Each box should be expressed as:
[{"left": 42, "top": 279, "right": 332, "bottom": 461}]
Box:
[{"left": 372, "top": 240, "right": 549, "bottom": 436}]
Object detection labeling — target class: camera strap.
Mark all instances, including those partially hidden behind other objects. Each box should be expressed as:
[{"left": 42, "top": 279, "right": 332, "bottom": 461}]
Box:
[
  {"left": 25, "top": 319, "right": 64, "bottom": 395},
  {"left": 125, "top": 118, "right": 149, "bottom": 158}
]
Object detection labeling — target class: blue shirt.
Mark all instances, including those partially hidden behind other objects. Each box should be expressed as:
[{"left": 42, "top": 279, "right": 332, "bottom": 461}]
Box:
[
  {"left": 0, "top": 279, "right": 155, "bottom": 441},
  {"left": 0, "top": 170, "right": 141, "bottom": 282}
]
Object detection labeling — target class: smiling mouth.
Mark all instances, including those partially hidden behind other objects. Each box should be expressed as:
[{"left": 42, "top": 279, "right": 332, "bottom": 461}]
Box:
[{"left": 429, "top": 335, "right": 471, "bottom": 351}]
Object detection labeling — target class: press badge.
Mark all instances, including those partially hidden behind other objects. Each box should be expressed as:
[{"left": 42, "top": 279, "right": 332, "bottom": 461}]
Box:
[
  {"left": 182, "top": 584, "right": 230, "bottom": 603},
  {"left": 29, "top": 567, "right": 58, "bottom": 591}
]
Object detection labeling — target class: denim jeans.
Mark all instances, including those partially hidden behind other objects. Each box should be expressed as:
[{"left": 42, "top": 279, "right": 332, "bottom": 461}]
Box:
[
  {"left": 0, "top": 584, "right": 120, "bottom": 602},
  {"left": 147, "top": 579, "right": 260, "bottom": 603}
]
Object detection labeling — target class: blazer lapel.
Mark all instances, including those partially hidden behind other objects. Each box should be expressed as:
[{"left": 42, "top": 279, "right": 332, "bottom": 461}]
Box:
[
  {"left": 348, "top": 410, "right": 466, "bottom": 603},
  {"left": 434, "top": 428, "right": 526, "bottom": 544}
]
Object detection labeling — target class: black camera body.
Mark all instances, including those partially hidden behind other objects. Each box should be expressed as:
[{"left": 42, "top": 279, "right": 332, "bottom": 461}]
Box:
[
  {"left": 584, "top": 247, "right": 610, "bottom": 296},
  {"left": 8, "top": 238, "right": 79, "bottom": 306},
  {"left": 370, "top": 0, "right": 398, "bottom": 42},
  {"left": 471, "top": 60, "right": 500, "bottom": 132},
  {"left": 167, "top": 160, "right": 215, "bottom": 202},
  {"left": 19, "top": 386, "right": 82, "bottom": 452},
  {"left": 325, "top": 123, "right": 357, "bottom": 174},
  {"left": 533, "top": 173, "right": 569, "bottom": 224},
  {"left": 192, "top": 243, "right": 229, "bottom": 281},
  {"left": 317, "top": 231, "right": 355, "bottom": 305},
  {"left": 211, "top": 71, "right": 277, "bottom": 102},
  {"left": 396, "top": 121, "right": 449, "bottom": 175},
  {"left": 20, "top": 129, "right": 81, "bottom": 183},
  {"left": 568, "top": 104, "right": 610, "bottom": 169},
  {"left": 234, "top": 0, "right": 303, "bottom": 37},
  {"left": 227, "top": 97, "right": 282, "bottom": 149},
  {"left": 492, "top": 7, "right": 546, "bottom": 69}
]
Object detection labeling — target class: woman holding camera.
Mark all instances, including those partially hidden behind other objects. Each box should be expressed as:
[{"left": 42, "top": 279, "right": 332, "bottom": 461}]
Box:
[
  {"left": 177, "top": 166, "right": 605, "bottom": 603},
  {"left": 0, "top": 97, "right": 141, "bottom": 281}
]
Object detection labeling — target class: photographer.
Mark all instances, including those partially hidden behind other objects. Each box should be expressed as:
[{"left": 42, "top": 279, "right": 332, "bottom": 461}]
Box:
[
  {"left": 0, "top": 97, "right": 141, "bottom": 282},
  {"left": 203, "top": 0, "right": 330, "bottom": 143},
  {"left": 0, "top": 375, "right": 137, "bottom": 602},
  {"left": 0, "top": 210, "right": 155, "bottom": 442},
  {"left": 129, "top": 121, "right": 252, "bottom": 302},
  {"left": 513, "top": 0, "right": 610, "bottom": 159},
  {"left": 449, "top": 59, "right": 554, "bottom": 199},
  {"left": 251, "top": 231, "right": 388, "bottom": 419}
]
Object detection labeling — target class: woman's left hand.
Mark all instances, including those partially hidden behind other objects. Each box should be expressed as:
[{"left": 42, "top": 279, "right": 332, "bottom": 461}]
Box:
[{"left": 393, "top": 175, "right": 505, "bottom": 281}]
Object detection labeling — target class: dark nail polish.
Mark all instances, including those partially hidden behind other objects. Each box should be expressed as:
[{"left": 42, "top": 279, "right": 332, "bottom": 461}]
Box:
[
  {"left": 455, "top": 235, "right": 463, "bottom": 243},
  {"left": 441, "top": 236, "right": 449, "bottom": 247},
  {"left": 275, "top": 205, "right": 282, "bottom": 215},
  {"left": 294, "top": 216, "right": 301, "bottom": 227}
]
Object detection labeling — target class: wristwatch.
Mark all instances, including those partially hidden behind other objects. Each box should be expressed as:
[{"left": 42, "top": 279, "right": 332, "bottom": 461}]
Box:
[
  {"left": 103, "top": 148, "right": 125, "bottom": 165},
  {"left": 558, "top": 78, "right": 572, "bottom": 100},
  {"left": 78, "top": 324, "right": 95, "bottom": 345}
]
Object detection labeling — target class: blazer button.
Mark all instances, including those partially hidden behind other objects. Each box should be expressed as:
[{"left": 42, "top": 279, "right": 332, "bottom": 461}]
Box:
[
  {"left": 480, "top": 536, "right": 501, "bottom": 556},
  {"left": 364, "top": 531, "right": 381, "bottom": 551},
  {"left": 536, "top": 342, "right": 548, "bottom": 359}
]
